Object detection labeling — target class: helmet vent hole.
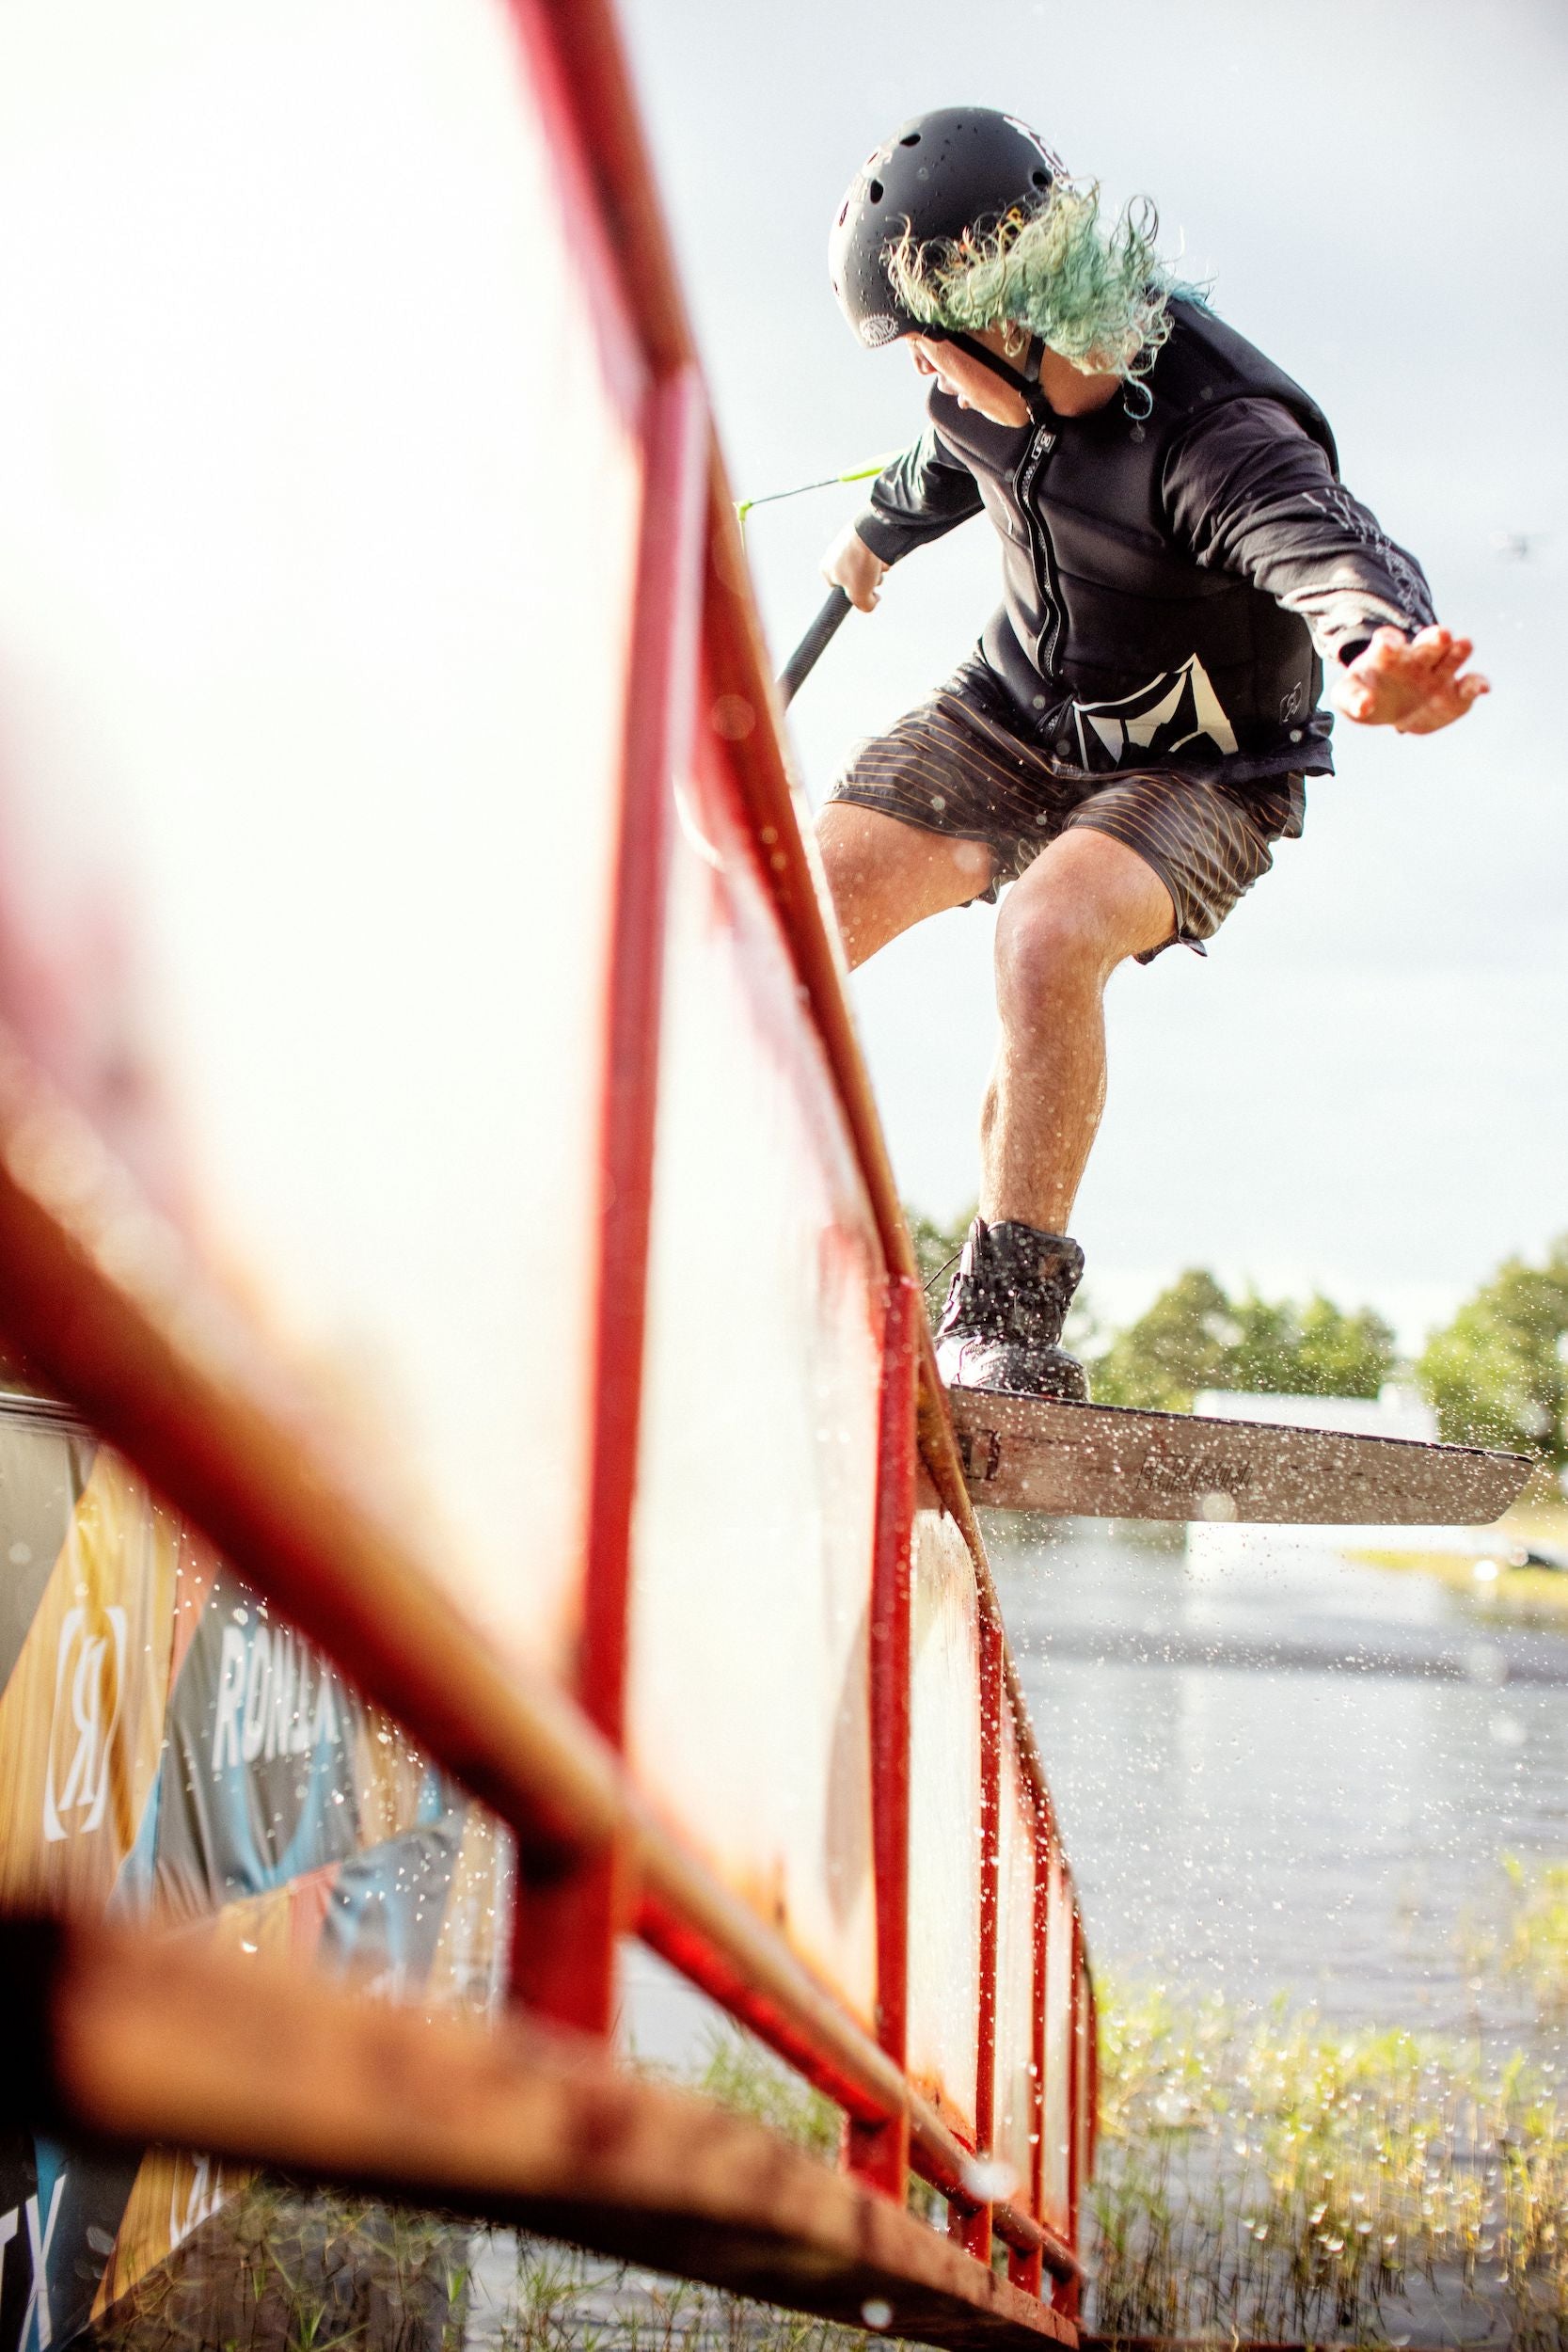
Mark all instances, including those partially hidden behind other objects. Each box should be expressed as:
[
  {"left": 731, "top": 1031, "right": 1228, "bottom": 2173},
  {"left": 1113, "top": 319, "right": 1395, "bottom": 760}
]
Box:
[
  {"left": 1032, "top": 168, "right": 1050, "bottom": 187},
  {"left": 837, "top": 200, "right": 849, "bottom": 226},
  {"left": 867, "top": 177, "right": 884, "bottom": 203},
  {"left": 899, "top": 132, "right": 921, "bottom": 147}
]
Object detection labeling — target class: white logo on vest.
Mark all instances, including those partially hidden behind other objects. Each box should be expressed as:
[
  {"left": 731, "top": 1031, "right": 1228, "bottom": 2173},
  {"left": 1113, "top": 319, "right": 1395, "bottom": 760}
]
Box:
[{"left": 1071, "top": 654, "right": 1240, "bottom": 771}]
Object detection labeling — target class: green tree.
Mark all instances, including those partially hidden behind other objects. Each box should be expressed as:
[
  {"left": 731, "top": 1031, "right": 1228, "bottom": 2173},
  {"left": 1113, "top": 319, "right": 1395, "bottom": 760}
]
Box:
[
  {"left": 907, "top": 1205, "right": 974, "bottom": 1326},
  {"left": 1227, "top": 1293, "right": 1397, "bottom": 1399},
  {"left": 1092, "top": 1272, "right": 1395, "bottom": 1412},
  {"left": 1293, "top": 1295, "right": 1401, "bottom": 1398},
  {"left": 1418, "top": 1240, "right": 1568, "bottom": 1470},
  {"left": 1092, "top": 1269, "right": 1235, "bottom": 1409},
  {"left": 1225, "top": 1293, "right": 1300, "bottom": 1394}
]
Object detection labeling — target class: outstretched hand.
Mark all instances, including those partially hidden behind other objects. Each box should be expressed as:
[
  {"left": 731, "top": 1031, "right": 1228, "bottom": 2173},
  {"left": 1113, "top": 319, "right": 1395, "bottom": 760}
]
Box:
[{"left": 1330, "top": 625, "right": 1490, "bottom": 735}]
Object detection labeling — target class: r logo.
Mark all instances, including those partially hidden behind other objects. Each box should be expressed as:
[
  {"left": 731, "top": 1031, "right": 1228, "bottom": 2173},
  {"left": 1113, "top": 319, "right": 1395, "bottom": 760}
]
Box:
[{"left": 42, "top": 1605, "right": 128, "bottom": 1843}]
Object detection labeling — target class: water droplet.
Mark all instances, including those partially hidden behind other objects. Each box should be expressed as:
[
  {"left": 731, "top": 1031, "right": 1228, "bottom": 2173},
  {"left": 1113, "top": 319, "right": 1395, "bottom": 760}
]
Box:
[
  {"left": 860, "top": 2301, "right": 893, "bottom": 2331},
  {"left": 710, "top": 694, "right": 755, "bottom": 742},
  {"left": 959, "top": 2155, "right": 1018, "bottom": 2201}
]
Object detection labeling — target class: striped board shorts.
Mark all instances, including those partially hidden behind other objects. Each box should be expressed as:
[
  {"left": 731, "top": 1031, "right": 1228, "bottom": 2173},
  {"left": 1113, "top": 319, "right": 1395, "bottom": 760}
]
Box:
[{"left": 829, "top": 656, "right": 1306, "bottom": 961}]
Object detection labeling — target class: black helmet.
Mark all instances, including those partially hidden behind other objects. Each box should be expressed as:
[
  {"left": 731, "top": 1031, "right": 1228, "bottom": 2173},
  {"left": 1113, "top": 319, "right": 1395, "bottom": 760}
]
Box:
[{"left": 829, "top": 106, "right": 1062, "bottom": 349}]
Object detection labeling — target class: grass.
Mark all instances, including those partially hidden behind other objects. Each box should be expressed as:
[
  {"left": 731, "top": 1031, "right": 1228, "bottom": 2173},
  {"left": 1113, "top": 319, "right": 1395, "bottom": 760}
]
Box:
[
  {"left": 689, "top": 2027, "right": 841, "bottom": 2164},
  {"left": 92, "top": 2176, "right": 477, "bottom": 2351},
  {"left": 1091, "top": 1856, "right": 1568, "bottom": 2347},
  {"left": 89, "top": 2037, "right": 879, "bottom": 2352},
  {"left": 92, "top": 2174, "right": 891, "bottom": 2352},
  {"left": 1090, "top": 1985, "right": 1561, "bottom": 2344},
  {"left": 1348, "top": 1497, "right": 1568, "bottom": 1628},
  {"left": 462, "top": 2238, "right": 893, "bottom": 2352},
  {"left": 93, "top": 1868, "right": 1568, "bottom": 2351}
]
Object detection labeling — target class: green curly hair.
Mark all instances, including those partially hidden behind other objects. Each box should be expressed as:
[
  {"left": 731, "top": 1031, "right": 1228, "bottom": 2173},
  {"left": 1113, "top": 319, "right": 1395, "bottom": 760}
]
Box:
[{"left": 884, "top": 180, "right": 1206, "bottom": 383}]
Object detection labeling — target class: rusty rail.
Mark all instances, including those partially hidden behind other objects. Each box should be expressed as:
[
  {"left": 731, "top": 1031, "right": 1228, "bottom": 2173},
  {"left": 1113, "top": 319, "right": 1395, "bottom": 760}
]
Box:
[{"left": 0, "top": 0, "right": 1098, "bottom": 2339}]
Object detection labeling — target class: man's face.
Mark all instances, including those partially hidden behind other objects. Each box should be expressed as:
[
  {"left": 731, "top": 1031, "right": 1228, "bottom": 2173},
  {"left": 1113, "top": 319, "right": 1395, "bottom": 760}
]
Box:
[{"left": 907, "top": 332, "right": 1029, "bottom": 427}]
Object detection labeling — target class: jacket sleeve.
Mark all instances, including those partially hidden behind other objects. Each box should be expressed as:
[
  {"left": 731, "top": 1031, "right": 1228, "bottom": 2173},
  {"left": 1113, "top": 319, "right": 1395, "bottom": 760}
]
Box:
[
  {"left": 852, "top": 421, "right": 985, "bottom": 564},
  {"left": 1163, "top": 396, "right": 1437, "bottom": 665}
]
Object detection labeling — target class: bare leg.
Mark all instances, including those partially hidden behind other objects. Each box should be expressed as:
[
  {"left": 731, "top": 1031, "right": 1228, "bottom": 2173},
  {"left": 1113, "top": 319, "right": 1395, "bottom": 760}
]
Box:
[
  {"left": 981, "top": 826, "right": 1175, "bottom": 1231},
  {"left": 815, "top": 802, "right": 997, "bottom": 971}
]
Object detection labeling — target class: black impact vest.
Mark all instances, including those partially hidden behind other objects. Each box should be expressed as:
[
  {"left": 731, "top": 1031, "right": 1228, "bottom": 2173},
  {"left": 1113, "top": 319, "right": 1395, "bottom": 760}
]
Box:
[{"left": 930, "top": 299, "right": 1339, "bottom": 771}]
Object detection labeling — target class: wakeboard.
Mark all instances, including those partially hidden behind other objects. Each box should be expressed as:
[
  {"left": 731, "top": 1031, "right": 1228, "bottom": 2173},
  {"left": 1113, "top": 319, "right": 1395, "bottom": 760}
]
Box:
[{"left": 945, "top": 1390, "right": 1532, "bottom": 1525}]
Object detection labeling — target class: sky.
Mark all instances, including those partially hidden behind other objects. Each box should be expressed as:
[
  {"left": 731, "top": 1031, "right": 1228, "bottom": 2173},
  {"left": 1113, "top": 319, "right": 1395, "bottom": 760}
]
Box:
[{"left": 619, "top": 0, "right": 1568, "bottom": 1349}]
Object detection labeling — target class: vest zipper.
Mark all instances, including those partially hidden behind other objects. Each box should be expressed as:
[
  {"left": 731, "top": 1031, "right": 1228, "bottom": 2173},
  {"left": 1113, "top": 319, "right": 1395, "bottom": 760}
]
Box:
[{"left": 1015, "top": 424, "right": 1061, "bottom": 678}]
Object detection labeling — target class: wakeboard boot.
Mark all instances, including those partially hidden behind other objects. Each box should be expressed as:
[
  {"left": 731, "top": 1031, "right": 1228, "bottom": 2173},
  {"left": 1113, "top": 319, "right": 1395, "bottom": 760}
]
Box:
[{"left": 934, "top": 1216, "right": 1089, "bottom": 1402}]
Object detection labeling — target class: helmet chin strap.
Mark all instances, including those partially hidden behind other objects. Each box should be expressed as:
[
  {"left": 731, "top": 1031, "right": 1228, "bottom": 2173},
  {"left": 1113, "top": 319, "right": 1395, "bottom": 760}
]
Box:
[{"left": 932, "top": 326, "right": 1054, "bottom": 426}]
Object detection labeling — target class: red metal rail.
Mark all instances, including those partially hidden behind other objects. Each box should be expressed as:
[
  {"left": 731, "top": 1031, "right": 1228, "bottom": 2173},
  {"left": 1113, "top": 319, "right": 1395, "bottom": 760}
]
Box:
[
  {"left": 0, "top": 0, "right": 1098, "bottom": 2339},
  {"left": 3, "top": 1914, "right": 1082, "bottom": 2352},
  {"left": 512, "top": 360, "right": 710, "bottom": 2041}
]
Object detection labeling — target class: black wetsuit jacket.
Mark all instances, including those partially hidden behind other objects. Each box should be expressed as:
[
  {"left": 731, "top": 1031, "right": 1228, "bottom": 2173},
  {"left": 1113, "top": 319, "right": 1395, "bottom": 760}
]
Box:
[{"left": 854, "top": 297, "right": 1436, "bottom": 786}]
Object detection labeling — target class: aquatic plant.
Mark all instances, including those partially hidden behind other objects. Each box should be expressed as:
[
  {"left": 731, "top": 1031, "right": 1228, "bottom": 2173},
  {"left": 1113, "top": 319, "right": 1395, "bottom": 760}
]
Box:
[
  {"left": 91, "top": 1866, "right": 1568, "bottom": 2348},
  {"left": 92, "top": 2174, "right": 474, "bottom": 2349},
  {"left": 1091, "top": 1972, "right": 1568, "bottom": 2344}
]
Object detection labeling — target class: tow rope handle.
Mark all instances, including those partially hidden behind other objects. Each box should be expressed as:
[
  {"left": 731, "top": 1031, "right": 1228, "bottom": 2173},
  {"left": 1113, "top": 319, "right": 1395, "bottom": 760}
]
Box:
[
  {"left": 736, "top": 450, "right": 898, "bottom": 712},
  {"left": 777, "top": 586, "right": 851, "bottom": 709}
]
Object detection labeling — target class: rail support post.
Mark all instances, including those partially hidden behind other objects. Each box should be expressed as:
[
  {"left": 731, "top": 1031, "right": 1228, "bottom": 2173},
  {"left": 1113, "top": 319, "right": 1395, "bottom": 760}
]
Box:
[{"left": 847, "top": 1272, "right": 921, "bottom": 2201}]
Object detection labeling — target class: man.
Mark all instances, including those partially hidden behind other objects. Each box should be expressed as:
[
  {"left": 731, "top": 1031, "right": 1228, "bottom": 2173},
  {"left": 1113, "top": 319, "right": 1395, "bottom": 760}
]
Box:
[{"left": 817, "top": 107, "right": 1486, "bottom": 1403}]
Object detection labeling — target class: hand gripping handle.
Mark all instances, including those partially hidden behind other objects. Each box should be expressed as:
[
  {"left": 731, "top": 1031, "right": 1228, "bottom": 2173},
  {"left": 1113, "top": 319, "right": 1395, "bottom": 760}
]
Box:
[{"left": 776, "top": 586, "right": 851, "bottom": 710}]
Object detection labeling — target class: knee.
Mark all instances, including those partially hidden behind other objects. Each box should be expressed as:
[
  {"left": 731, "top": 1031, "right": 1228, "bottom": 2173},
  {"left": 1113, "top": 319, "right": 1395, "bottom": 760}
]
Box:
[{"left": 994, "top": 886, "right": 1117, "bottom": 1025}]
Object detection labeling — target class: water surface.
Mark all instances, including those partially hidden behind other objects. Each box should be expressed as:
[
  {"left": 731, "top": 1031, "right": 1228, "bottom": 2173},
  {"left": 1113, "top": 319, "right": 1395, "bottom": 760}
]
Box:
[{"left": 993, "top": 1518, "right": 1568, "bottom": 2046}]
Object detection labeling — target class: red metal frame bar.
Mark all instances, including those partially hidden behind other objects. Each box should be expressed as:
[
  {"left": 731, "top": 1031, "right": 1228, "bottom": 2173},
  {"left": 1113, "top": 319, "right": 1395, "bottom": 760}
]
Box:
[
  {"left": 919, "top": 1360, "right": 1079, "bottom": 1939},
  {"left": 0, "top": 0, "right": 1101, "bottom": 2335},
  {"left": 1059, "top": 1915, "right": 1085, "bottom": 2324},
  {"left": 513, "top": 363, "right": 709, "bottom": 2038},
  {"left": 573, "top": 0, "right": 1109, "bottom": 2233},
  {"left": 527, "top": 0, "right": 691, "bottom": 381},
  {"left": 702, "top": 510, "right": 915, "bottom": 1293},
  {"left": 951, "top": 1606, "right": 1004, "bottom": 2263},
  {"left": 524, "top": 0, "right": 927, "bottom": 1297},
  {"left": 510, "top": 21, "right": 1103, "bottom": 2270},
  {"left": 847, "top": 1269, "right": 920, "bottom": 2201},
  {"left": 0, "top": 1050, "right": 1085, "bottom": 2304},
  {"left": 577, "top": 362, "right": 708, "bottom": 1751},
  {"left": 911, "top": 1333, "right": 1092, "bottom": 2280},
  {"left": 1086, "top": 1976, "right": 1100, "bottom": 2187},
  {"left": 0, "top": 1915, "right": 1082, "bottom": 2352},
  {"left": 1010, "top": 1810, "right": 1053, "bottom": 2298}
]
